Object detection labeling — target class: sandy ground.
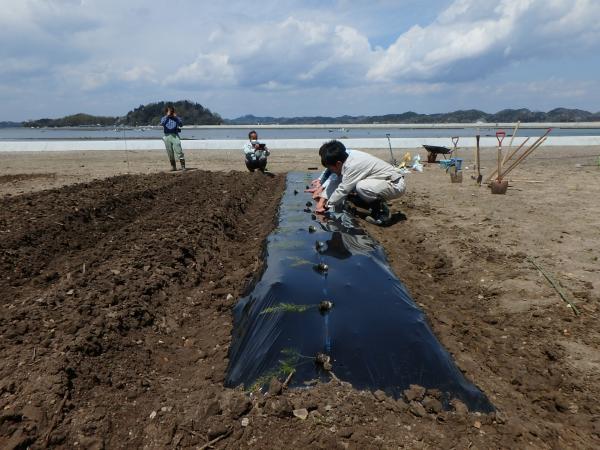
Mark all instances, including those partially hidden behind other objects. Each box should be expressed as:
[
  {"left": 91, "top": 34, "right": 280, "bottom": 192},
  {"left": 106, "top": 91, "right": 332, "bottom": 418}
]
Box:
[
  {"left": 0, "top": 145, "right": 599, "bottom": 195},
  {"left": 1, "top": 145, "right": 600, "bottom": 448}
]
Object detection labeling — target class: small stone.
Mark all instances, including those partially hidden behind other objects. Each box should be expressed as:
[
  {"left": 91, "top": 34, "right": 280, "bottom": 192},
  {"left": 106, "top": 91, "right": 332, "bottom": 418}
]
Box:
[
  {"left": 268, "top": 398, "right": 293, "bottom": 417},
  {"left": 422, "top": 396, "right": 443, "bottom": 414},
  {"left": 338, "top": 427, "right": 354, "bottom": 438},
  {"left": 293, "top": 408, "right": 309, "bottom": 420},
  {"left": 268, "top": 378, "right": 283, "bottom": 396},
  {"left": 226, "top": 294, "right": 234, "bottom": 301},
  {"left": 149, "top": 411, "right": 157, "bottom": 419},
  {"left": 426, "top": 388, "right": 442, "bottom": 399},
  {"left": 373, "top": 390, "right": 387, "bottom": 402},
  {"left": 203, "top": 400, "right": 221, "bottom": 418},
  {"left": 241, "top": 417, "right": 250, "bottom": 427},
  {"left": 395, "top": 399, "right": 409, "bottom": 412},
  {"left": 403, "top": 384, "right": 426, "bottom": 402},
  {"left": 554, "top": 395, "right": 569, "bottom": 412},
  {"left": 66, "top": 289, "right": 74, "bottom": 295},
  {"left": 450, "top": 399, "right": 469, "bottom": 416},
  {"left": 207, "top": 424, "right": 229, "bottom": 440},
  {"left": 409, "top": 401, "right": 427, "bottom": 418},
  {"left": 230, "top": 395, "right": 252, "bottom": 419},
  {"left": 474, "top": 420, "right": 482, "bottom": 429}
]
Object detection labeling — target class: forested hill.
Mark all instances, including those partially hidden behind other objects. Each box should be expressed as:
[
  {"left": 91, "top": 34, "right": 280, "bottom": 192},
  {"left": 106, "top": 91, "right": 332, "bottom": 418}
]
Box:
[
  {"left": 22, "top": 101, "right": 223, "bottom": 127},
  {"left": 225, "top": 108, "right": 600, "bottom": 125},
  {"left": 17, "top": 106, "right": 600, "bottom": 127},
  {"left": 121, "top": 100, "right": 222, "bottom": 126},
  {"left": 0, "top": 121, "right": 23, "bottom": 128}
]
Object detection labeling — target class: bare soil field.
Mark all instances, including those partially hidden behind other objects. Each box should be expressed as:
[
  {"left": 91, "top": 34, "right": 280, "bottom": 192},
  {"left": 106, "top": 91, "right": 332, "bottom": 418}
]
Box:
[{"left": 1, "top": 146, "right": 599, "bottom": 449}]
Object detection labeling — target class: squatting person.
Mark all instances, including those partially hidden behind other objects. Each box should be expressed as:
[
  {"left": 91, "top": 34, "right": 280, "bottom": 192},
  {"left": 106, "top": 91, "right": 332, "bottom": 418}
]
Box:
[
  {"left": 160, "top": 106, "right": 185, "bottom": 171},
  {"left": 319, "top": 140, "right": 405, "bottom": 225},
  {"left": 243, "top": 130, "right": 270, "bottom": 172}
]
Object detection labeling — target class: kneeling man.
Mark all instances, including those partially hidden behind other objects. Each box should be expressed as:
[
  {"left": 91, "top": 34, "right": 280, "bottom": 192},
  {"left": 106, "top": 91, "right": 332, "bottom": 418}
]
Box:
[
  {"left": 319, "top": 140, "right": 405, "bottom": 225},
  {"left": 243, "top": 130, "right": 270, "bottom": 172}
]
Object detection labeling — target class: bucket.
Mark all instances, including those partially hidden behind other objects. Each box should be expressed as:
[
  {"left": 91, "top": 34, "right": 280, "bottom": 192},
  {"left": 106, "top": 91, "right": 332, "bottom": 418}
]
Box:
[{"left": 490, "top": 179, "right": 509, "bottom": 194}]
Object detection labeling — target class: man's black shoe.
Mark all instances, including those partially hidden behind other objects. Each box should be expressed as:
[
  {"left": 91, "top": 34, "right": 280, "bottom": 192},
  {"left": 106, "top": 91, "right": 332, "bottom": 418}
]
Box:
[{"left": 365, "top": 200, "right": 391, "bottom": 226}]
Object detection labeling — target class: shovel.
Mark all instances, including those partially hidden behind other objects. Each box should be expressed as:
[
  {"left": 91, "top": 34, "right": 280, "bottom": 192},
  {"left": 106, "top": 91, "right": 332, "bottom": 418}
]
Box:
[
  {"left": 475, "top": 134, "right": 482, "bottom": 185},
  {"left": 490, "top": 130, "right": 508, "bottom": 194},
  {"left": 386, "top": 133, "right": 398, "bottom": 166},
  {"left": 449, "top": 136, "right": 462, "bottom": 183}
]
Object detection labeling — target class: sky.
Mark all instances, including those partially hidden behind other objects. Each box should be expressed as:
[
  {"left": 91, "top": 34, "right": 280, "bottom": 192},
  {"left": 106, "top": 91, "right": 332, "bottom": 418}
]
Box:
[{"left": 2, "top": 0, "right": 600, "bottom": 121}]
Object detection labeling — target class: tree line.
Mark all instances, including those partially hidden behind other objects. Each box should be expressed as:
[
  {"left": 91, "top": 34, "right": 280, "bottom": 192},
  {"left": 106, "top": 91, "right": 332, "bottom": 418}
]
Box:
[
  {"left": 225, "top": 108, "right": 600, "bottom": 125},
  {"left": 22, "top": 101, "right": 223, "bottom": 128}
]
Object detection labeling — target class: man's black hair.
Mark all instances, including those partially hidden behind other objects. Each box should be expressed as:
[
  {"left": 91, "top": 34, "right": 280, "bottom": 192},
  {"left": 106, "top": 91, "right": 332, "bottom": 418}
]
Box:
[
  {"left": 248, "top": 130, "right": 257, "bottom": 139},
  {"left": 320, "top": 140, "right": 348, "bottom": 166}
]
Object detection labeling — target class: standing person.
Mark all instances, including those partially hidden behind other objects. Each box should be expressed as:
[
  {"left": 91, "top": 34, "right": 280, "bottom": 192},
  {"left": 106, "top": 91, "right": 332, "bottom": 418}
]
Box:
[
  {"left": 160, "top": 106, "right": 185, "bottom": 171},
  {"left": 243, "top": 130, "right": 270, "bottom": 172},
  {"left": 319, "top": 140, "right": 405, "bottom": 226}
]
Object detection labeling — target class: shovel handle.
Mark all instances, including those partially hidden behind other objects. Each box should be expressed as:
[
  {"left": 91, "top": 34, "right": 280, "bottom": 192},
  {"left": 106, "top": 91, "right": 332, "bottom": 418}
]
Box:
[
  {"left": 496, "top": 130, "right": 506, "bottom": 146},
  {"left": 451, "top": 136, "right": 459, "bottom": 147}
]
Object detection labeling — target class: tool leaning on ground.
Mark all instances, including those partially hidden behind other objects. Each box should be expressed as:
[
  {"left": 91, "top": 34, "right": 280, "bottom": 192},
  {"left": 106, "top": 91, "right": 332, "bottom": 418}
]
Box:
[
  {"left": 449, "top": 136, "right": 463, "bottom": 183},
  {"left": 386, "top": 133, "right": 398, "bottom": 166},
  {"left": 490, "top": 130, "right": 508, "bottom": 194},
  {"left": 485, "top": 128, "right": 552, "bottom": 191},
  {"left": 475, "top": 133, "right": 482, "bottom": 185}
]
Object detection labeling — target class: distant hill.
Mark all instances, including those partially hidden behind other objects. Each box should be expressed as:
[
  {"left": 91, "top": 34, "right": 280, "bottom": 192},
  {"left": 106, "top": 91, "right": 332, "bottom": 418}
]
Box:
[
  {"left": 22, "top": 100, "right": 223, "bottom": 127},
  {"left": 0, "top": 121, "right": 23, "bottom": 128},
  {"left": 225, "top": 108, "right": 600, "bottom": 125},
  {"left": 16, "top": 105, "right": 600, "bottom": 128},
  {"left": 120, "top": 100, "right": 222, "bottom": 126},
  {"left": 23, "top": 114, "right": 118, "bottom": 128}
]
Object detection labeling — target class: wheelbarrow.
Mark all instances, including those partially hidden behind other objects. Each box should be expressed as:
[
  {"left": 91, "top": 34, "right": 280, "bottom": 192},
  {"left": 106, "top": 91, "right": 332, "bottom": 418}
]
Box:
[{"left": 422, "top": 145, "right": 452, "bottom": 163}]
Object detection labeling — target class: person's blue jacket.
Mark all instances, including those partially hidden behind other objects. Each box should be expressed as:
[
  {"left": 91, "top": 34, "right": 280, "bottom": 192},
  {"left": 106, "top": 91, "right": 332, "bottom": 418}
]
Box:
[{"left": 160, "top": 115, "right": 182, "bottom": 135}]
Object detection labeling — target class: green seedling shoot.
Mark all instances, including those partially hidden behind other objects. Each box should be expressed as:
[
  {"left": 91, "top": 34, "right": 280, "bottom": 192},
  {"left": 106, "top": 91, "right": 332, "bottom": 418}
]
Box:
[
  {"left": 260, "top": 303, "right": 313, "bottom": 314},
  {"left": 248, "top": 349, "right": 314, "bottom": 392}
]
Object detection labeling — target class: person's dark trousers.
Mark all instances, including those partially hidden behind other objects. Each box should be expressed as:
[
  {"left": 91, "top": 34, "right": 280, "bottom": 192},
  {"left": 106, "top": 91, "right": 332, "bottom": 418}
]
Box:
[{"left": 245, "top": 154, "right": 268, "bottom": 172}]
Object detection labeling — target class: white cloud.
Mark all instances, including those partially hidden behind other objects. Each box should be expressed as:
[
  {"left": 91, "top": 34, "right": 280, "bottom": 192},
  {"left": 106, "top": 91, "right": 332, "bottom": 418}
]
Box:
[
  {"left": 168, "top": 53, "right": 236, "bottom": 87},
  {"left": 368, "top": 0, "right": 600, "bottom": 82},
  {"left": 121, "top": 66, "right": 156, "bottom": 83}
]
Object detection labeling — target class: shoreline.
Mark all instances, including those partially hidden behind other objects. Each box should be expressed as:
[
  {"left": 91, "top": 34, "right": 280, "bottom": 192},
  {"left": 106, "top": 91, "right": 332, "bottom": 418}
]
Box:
[
  {"left": 9, "top": 121, "right": 600, "bottom": 129},
  {"left": 1, "top": 135, "right": 600, "bottom": 152}
]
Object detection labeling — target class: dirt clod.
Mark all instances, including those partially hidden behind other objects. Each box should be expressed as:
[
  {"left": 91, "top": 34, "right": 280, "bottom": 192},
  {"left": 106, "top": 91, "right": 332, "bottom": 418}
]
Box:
[{"left": 403, "top": 384, "right": 426, "bottom": 402}]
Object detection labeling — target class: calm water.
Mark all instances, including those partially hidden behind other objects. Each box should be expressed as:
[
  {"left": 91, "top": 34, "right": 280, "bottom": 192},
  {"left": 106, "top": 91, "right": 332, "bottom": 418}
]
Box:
[{"left": 1, "top": 126, "right": 599, "bottom": 141}]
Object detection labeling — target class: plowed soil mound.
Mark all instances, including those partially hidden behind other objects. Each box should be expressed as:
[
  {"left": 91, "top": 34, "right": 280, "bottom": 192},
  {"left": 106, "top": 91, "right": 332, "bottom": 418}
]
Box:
[
  {"left": 1, "top": 166, "right": 599, "bottom": 449},
  {"left": 0, "top": 171, "right": 285, "bottom": 449}
]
